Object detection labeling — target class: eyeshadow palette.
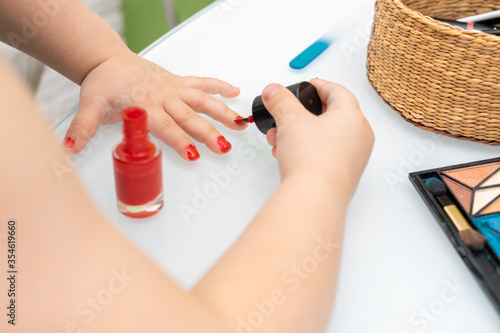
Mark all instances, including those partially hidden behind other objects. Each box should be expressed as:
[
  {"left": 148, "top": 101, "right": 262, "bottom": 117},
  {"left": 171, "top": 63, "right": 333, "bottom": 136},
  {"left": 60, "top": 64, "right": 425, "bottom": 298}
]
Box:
[{"left": 410, "top": 157, "right": 500, "bottom": 315}]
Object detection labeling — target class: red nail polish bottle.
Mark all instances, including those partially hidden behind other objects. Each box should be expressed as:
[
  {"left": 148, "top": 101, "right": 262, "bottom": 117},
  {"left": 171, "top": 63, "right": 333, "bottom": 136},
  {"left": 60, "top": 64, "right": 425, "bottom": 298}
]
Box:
[{"left": 112, "top": 107, "right": 163, "bottom": 218}]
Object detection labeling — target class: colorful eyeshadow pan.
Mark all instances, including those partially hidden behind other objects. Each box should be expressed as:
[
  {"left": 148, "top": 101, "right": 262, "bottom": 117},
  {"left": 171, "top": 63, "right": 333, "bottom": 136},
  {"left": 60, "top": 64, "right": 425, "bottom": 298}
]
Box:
[
  {"left": 442, "top": 162, "right": 500, "bottom": 188},
  {"left": 442, "top": 176, "right": 472, "bottom": 213},
  {"left": 441, "top": 163, "right": 500, "bottom": 255},
  {"left": 481, "top": 169, "right": 500, "bottom": 187},
  {"left": 443, "top": 163, "right": 500, "bottom": 217},
  {"left": 481, "top": 197, "right": 500, "bottom": 215},
  {"left": 473, "top": 215, "right": 500, "bottom": 259},
  {"left": 440, "top": 162, "right": 500, "bottom": 258},
  {"left": 410, "top": 158, "right": 500, "bottom": 316},
  {"left": 472, "top": 187, "right": 500, "bottom": 215},
  {"left": 417, "top": 160, "right": 500, "bottom": 254}
]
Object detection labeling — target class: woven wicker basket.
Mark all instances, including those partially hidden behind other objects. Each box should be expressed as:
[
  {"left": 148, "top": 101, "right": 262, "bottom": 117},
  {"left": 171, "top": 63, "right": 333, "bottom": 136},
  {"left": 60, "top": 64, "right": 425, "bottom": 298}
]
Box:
[{"left": 367, "top": 0, "right": 500, "bottom": 145}]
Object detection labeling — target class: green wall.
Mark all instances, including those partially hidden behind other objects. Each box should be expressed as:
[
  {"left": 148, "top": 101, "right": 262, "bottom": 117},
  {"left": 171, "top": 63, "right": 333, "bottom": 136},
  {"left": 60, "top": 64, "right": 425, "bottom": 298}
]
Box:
[{"left": 123, "top": 0, "right": 216, "bottom": 53}]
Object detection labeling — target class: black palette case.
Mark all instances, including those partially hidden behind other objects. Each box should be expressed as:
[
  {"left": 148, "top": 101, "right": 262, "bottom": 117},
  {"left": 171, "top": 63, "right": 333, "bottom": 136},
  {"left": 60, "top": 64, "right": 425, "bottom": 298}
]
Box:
[{"left": 410, "top": 157, "right": 500, "bottom": 315}]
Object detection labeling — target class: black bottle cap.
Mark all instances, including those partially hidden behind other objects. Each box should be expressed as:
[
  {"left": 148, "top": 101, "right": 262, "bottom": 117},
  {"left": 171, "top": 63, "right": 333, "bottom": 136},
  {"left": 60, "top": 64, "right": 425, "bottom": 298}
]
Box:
[{"left": 251, "top": 81, "right": 322, "bottom": 134}]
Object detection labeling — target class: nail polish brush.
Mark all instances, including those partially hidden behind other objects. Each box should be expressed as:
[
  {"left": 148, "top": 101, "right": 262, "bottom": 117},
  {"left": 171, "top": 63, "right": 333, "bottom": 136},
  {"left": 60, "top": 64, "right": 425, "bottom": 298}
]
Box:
[
  {"left": 425, "top": 177, "right": 486, "bottom": 250},
  {"left": 235, "top": 82, "right": 322, "bottom": 134}
]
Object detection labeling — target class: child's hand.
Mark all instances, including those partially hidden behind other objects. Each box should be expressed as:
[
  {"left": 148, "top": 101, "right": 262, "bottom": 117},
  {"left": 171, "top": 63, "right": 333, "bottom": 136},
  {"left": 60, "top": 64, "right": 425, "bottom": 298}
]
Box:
[
  {"left": 263, "top": 79, "right": 374, "bottom": 201},
  {"left": 63, "top": 51, "right": 247, "bottom": 160}
]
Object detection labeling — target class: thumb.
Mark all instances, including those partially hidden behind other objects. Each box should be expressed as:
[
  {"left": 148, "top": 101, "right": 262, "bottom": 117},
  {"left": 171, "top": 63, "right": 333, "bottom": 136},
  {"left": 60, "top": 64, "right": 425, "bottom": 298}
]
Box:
[
  {"left": 261, "top": 84, "right": 308, "bottom": 129},
  {"left": 63, "top": 100, "right": 102, "bottom": 154}
]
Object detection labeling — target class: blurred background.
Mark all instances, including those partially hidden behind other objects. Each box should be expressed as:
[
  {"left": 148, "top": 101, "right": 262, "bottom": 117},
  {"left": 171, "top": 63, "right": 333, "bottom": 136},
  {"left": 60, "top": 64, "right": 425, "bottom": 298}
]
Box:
[
  {"left": 0, "top": 0, "right": 215, "bottom": 125},
  {"left": 124, "top": 0, "right": 215, "bottom": 53}
]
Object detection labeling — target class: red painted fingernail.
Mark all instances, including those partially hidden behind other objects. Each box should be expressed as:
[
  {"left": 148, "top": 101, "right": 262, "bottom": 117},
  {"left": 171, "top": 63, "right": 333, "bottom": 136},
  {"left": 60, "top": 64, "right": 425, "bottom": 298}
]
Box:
[
  {"left": 63, "top": 137, "right": 75, "bottom": 149},
  {"left": 217, "top": 136, "right": 232, "bottom": 153},
  {"left": 185, "top": 144, "right": 200, "bottom": 161}
]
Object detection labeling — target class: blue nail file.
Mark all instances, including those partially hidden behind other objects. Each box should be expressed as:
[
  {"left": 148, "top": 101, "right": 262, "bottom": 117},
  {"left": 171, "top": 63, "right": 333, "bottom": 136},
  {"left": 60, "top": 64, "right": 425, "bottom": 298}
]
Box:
[
  {"left": 289, "top": 40, "right": 332, "bottom": 70},
  {"left": 289, "top": 7, "right": 368, "bottom": 70},
  {"left": 289, "top": 28, "right": 337, "bottom": 70}
]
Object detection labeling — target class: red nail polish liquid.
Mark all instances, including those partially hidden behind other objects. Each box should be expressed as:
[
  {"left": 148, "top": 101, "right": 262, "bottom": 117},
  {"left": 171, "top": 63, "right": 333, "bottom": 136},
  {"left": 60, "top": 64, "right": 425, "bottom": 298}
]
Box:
[
  {"left": 185, "top": 144, "right": 200, "bottom": 161},
  {"left": 112, "top": 107, "right": 163, "bottom": 218},
  {"left": 217, "top": 136, "right": 232, "bottom": 153},
  {"left": 64, "top": 137, "right": 75, "bottom": 148}
]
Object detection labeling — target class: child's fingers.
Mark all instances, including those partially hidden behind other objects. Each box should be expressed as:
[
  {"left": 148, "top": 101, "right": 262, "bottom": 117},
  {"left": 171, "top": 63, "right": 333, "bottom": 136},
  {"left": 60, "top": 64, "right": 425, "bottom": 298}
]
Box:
[
  {"left": 267, "top": 128, "right": 278, "bottom": 159},
  {"left": 63, "top": 99, "right": 103, "bottom": 154},
  {"left": 147, "top": 107, "right": 202, "bottom": 161},
  {"left": 261, "top": 84, "right": 308, "bottom": 129},
  {"left": 180, "top": 88, "right": 248, "bottom": 131},
  {"left": 181, "top": 76, "right": 240, "bottom": 98},
  {"left": 309, "top": 79, "right": 360, "bottom": 112},
  {"left": 160, "top": 99, "right": 232, "bottom": 155},
  {"left": 266, "top": 128, "right": 277, "bottom": 147}
]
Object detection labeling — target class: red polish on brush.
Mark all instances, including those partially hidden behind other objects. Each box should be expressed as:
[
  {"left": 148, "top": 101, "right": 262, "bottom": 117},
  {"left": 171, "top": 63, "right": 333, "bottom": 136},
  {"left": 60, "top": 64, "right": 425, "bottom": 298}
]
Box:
[
  {"left": 113, "top": 107, "right": 163, "bottom": 218},
  {"left": 233, "top": 82, "right": 321, "bottom": 134},
  {"left": 234, "top": 115, "right": 254, "bottom": 124}
]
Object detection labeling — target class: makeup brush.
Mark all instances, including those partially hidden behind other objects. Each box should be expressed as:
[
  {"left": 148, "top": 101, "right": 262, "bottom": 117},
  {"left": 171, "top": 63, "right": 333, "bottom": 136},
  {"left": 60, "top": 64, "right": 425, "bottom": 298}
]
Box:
[
  {"left": 433, "top": 18, "right": 500, "bottom": 36},
  {"left": 425, "top": 177, "right": 486, "bottom": 251},
  {"left": 457, "top": 10, "right": 500, "bottom": 23}
]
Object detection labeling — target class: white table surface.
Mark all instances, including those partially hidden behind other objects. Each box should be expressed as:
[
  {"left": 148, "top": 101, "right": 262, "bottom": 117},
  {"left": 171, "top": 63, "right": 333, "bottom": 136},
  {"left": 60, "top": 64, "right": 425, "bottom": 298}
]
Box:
[{"left": 55, "top": 0, "right": 500, "bottom": 331}]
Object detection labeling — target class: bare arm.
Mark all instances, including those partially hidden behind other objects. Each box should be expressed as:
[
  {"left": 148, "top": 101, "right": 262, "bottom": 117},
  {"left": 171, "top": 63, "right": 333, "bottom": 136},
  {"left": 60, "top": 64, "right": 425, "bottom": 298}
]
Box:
[
  {"left": 0, "top": 0, "right": 128, "bottom": 84},
  {"left": 0, "top": 55, "right": 373, "bottom": 332},
  {"left": 192, "top": 81, "right": 374, "bottom": 332},
  {"left": 0, "top": 52, "right": 227, "bottom": 332},
  {"left": 0, "top": 0, "right": 245, "bottom": 158}
]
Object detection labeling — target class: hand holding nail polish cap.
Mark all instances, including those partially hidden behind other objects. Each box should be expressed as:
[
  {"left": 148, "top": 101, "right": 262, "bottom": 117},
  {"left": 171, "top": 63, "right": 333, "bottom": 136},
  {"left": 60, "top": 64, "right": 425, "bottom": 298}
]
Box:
[
  {"left": 262, "top": 79, "right": 374, "bottom": 201},
  {"left": 234, "top": 82, "right": 322, "bottom": 134}
]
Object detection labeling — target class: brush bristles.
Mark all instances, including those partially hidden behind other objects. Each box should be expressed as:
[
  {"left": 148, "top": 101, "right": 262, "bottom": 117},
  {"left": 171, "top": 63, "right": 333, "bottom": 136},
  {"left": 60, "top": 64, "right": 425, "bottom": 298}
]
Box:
[
  {"left": 426, "top": 177, "right": 486, "bottom": 251},
  {"left": 459, "top": 228, "right": 486, "bottom": 251}
]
